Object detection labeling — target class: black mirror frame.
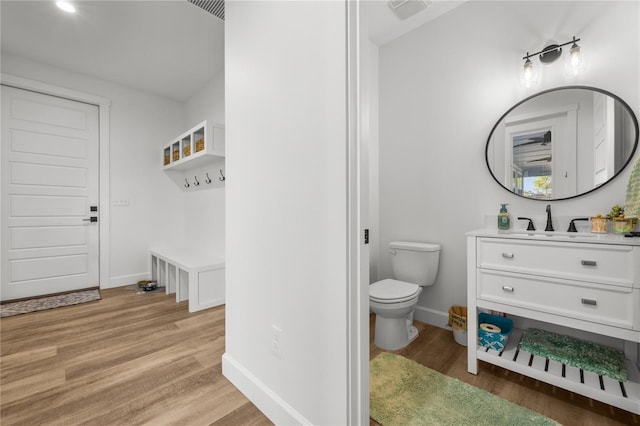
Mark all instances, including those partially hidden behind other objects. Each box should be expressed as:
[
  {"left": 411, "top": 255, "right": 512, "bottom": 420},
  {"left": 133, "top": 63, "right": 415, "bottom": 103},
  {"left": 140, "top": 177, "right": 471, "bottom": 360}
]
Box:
[{"left": 485, "top": 85, "right": 639, "bottom": 201}]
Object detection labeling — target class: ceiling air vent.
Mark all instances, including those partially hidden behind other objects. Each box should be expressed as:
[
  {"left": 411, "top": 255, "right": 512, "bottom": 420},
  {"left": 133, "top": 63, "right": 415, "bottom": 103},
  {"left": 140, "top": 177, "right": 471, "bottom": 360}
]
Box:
[
  {"left": 187, "top": 0, "right": 224, "bottom": 21},
  {"left": 387, "top": 0, "right": 431, "bottom": 20}
]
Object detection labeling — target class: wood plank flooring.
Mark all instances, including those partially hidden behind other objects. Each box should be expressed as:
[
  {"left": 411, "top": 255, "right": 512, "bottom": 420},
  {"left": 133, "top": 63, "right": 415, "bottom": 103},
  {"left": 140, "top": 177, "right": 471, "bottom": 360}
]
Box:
[
  {"left": 0, "top": 287, "right": 271, "bottom": 426},
  {"left": 1, "top": 287, "right": 637, "bottom": 425}
]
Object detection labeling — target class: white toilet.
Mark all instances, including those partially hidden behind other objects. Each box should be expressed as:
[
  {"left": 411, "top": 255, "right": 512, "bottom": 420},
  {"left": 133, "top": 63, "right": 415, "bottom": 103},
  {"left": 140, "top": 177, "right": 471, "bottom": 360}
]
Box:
[{"left": 369, "top": 241, "right": 441, "bottom": 350}]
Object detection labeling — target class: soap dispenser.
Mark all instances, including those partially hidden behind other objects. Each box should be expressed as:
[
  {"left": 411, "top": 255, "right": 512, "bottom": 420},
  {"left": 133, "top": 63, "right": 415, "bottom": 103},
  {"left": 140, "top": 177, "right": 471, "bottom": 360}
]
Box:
[{"left": 498, "top": 204, "right": 510, "bottom": 231}]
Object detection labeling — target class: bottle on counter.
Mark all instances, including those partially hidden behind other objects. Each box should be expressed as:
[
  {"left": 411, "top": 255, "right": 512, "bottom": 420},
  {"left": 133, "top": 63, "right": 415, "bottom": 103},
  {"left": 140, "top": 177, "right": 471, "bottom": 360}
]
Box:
[{"left": 498, "top": 203, "right": 510, "bottom": 231}]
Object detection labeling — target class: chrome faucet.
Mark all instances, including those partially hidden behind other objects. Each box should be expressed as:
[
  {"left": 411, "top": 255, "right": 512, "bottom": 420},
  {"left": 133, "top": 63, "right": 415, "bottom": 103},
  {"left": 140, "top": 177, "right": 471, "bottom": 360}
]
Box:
[{"left": 545, "top": 204, "right": 554, "bottom": 232}]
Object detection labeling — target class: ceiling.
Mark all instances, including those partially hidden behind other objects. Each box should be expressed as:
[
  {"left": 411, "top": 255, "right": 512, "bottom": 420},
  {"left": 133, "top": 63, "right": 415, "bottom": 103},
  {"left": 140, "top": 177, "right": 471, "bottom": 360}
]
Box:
[
  {"left": 1, "top": 0, "right": 224, "bottom": 102},
  {"left": 367, "top": 0, "right": 465, "bottom": 45},
  {"left": 1, "top": 0, "right": 464, "bottom": 102}
]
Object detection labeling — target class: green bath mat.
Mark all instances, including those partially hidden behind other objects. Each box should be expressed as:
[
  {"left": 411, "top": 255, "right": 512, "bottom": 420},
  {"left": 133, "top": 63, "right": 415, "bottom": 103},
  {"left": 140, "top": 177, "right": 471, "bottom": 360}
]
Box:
[
  {"left": 519, "top": 328, "right": 627, "bottom": 382},
  {"left": 370, "top": 352, "right": 559, "bottom": 426}
]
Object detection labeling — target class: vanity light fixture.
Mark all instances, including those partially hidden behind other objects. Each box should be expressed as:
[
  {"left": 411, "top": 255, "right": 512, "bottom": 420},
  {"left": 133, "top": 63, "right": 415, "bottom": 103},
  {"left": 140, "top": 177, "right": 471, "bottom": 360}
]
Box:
[
  {"left": 522, "top": 55, "right": 537, "bottom": 87},
  {"left": 568, "top": 38, "right": 581, "bottom": 64},
  {"left": 522, "top": 36, "right": 583, "bottom": 84},
  {"left": 56, "top": 1, "right": 76, "bottom": 14},
  {"left": 566, "top": 37, "right": 585, "bottom": 77}
]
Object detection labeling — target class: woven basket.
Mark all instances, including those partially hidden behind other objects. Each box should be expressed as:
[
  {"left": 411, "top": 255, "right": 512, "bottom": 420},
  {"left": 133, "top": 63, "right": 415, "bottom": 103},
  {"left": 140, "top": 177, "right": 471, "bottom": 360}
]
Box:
[{"left": 591, "top": 217, "right": 607, "bottom": 233}]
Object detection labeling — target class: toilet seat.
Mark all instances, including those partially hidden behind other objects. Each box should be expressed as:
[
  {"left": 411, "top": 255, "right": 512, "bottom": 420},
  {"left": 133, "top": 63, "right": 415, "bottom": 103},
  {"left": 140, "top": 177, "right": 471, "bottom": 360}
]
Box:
[{"left": 369, "top": 279, "right": 420, "bottom": 304}]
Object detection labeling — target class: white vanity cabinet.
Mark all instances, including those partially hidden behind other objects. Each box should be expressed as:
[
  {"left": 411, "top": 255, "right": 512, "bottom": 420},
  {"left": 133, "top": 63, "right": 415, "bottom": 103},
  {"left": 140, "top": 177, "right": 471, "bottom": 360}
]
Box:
[{"left": 467, "top": 230, "right": 640, "bottom": 414}]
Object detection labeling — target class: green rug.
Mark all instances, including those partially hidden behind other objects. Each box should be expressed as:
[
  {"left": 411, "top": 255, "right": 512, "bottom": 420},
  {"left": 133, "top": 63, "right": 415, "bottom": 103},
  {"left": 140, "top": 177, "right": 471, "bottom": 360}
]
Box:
[
  {"left": 370, "top": 352, "right": 559, "bottom": 426},
  {"left": 519, "top": 328, "right": 626, "bottom": 382}
]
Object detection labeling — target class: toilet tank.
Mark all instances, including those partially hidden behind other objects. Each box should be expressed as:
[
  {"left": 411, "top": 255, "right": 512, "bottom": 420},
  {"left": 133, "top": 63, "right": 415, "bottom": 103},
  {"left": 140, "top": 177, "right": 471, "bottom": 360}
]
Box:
[{"left": 390, "top": 241, "right": 441, "bottom": 286}]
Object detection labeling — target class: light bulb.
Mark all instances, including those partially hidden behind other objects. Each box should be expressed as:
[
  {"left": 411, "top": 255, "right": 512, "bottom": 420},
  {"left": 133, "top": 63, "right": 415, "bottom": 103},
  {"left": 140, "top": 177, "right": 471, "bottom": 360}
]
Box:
[
  {"left": 523, "top": 58, "right": 533, "bottom": 81},
  {"left": 569, "top": 43, "right": 581, "bottom": 66},
  {"left": 521, "top": 56, "right": 538, "bottom": 88},
  {"left": 565, "top": 41, "right": 585, "bottom": 78}
]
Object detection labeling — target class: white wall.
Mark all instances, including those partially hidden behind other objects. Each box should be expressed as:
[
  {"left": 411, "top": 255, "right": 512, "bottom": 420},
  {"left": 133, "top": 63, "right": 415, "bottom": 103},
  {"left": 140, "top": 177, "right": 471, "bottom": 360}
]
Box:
[
  {"left": 223, "top": 1, "right": 350, "bottom": 424},
  {"left": 183, "top": 71, "right": 226, "bottom": 256},
  {"left": 1, "top": 53, "right": 187, "bottom": 286},
  {"left": 377, "top": 1, "right": 640, "bottom": 327},
  {"left": 368, "top": 40, "right": 381, "bottom": 282}
]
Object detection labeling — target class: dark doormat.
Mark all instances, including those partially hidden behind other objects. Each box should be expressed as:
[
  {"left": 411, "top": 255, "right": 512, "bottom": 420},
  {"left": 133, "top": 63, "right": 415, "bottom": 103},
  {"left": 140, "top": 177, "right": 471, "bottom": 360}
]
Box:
[{"left": 0, "top": 289, "right": 101, "bottom": 318}]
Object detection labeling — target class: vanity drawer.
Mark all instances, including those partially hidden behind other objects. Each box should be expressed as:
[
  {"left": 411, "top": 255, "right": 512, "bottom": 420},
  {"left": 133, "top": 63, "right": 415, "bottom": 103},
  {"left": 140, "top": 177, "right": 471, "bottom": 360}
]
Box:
[
  {"left": 477, "top": 238, "right": 635, "bottom": 287},
  {"left": 477, "top": 269, "right": 637, "bottom": 330}
]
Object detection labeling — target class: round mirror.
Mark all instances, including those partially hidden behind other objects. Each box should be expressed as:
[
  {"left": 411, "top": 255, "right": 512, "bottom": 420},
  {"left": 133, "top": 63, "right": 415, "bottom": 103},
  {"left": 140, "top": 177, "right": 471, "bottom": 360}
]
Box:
[{"left": 486, "top": 86, "right": 639, "bottom": 200}]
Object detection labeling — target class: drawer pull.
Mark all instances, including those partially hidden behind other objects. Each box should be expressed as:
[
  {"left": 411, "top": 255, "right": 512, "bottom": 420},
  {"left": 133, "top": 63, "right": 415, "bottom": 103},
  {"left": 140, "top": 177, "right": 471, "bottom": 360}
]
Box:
[
  {"left": 581, "top": 260, "right": 597, "bottom": 267},
  {"left": 502, "top": 253, "right": 514, "bottom": 259},
  {"left": 502, "top": 286, "right": 514, "bottom": 292},
  {"left": 581, "top": 298, "right": 597, "bottom": 306}
]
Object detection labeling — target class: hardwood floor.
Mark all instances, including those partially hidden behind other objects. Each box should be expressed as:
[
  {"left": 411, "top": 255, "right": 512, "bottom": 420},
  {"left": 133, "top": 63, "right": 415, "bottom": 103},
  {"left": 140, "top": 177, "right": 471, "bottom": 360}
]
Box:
[
  {"left": 2, "top": 288, "right": 637, "bottom": 425},
  {"left": 0, "top": 287, "right": 272, "bottom": 426}
]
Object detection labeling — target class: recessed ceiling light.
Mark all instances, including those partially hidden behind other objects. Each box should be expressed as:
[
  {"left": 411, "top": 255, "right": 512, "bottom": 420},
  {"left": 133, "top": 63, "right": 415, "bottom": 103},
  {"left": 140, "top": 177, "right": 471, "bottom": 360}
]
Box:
[{"left": 56, "top": 1, "right": 76, "bottom": 14}]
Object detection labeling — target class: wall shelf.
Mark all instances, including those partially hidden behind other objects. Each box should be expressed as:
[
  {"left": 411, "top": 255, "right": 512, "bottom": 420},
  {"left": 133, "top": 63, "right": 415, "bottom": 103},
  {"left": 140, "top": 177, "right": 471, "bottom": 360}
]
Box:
[{"left": 163, "top": 121, "right": 224, "bottom": 171}]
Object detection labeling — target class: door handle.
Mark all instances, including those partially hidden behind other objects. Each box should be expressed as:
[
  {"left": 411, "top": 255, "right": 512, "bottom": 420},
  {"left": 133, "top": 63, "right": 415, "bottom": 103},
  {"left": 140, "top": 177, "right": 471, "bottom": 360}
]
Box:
[{"left": 83, "top": 217, "right": 98, "bottom": 222}]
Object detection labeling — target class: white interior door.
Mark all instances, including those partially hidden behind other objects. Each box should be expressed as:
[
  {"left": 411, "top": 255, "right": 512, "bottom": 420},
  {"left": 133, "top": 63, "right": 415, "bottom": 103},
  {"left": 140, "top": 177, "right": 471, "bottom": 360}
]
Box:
[
  {"left": 593, "top": 92, "right": 615, "bottom": 187},
  {"left": 505, "top": 117, "right": 568, "bottom": 199},
  {"left": 1, "top": 85, "right": 99, "bottom": 300}
]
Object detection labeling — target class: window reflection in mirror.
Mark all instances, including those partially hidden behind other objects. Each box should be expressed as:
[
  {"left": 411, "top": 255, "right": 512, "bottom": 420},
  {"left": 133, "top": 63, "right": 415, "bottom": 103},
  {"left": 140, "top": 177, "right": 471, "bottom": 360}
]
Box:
[{"left": 486, "top": 87, "right": 639, "bottom": 201}]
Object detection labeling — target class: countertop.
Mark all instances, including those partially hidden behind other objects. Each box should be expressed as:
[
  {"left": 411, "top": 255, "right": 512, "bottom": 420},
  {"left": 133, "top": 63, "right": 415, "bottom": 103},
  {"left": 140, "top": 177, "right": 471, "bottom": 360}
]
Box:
[{"left": 466, "top": 228, "right": 640, "bottom": 246}]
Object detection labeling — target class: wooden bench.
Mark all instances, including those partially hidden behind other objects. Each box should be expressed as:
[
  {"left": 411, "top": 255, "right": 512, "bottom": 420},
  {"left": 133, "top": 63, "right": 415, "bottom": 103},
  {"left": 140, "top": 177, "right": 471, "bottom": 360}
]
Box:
[{"left": 150, "top": 248, "right": 225, "bottom": 312}]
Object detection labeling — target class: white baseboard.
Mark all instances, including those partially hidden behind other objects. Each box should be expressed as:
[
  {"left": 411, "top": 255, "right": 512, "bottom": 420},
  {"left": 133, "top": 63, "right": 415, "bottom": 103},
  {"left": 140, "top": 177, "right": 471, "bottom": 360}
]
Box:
[
  {"left": 222, "top": 353, "right": 311, "bottom": 425},
  {"left": 414, "top": 305, "right": 451, "bottom": 331},
  {"left": 105, "top": 272, "right": 149, "bottom": 289}
]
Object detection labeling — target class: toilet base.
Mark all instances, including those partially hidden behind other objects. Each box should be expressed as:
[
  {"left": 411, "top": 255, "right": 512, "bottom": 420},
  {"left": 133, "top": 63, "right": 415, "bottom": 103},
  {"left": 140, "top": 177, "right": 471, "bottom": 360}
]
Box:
[
  {"left": 373, "top": 316, "right": 419, "bottom": 350},
  {"left": 407, "top": 324, "right": 418, "bottom": 343}
]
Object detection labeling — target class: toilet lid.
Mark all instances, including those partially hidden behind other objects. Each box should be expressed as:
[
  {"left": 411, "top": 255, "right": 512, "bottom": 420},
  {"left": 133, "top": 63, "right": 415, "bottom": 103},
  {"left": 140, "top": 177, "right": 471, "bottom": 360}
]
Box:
[{"left": 369, "top": 279, "right": 420, "bottom": 302}]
